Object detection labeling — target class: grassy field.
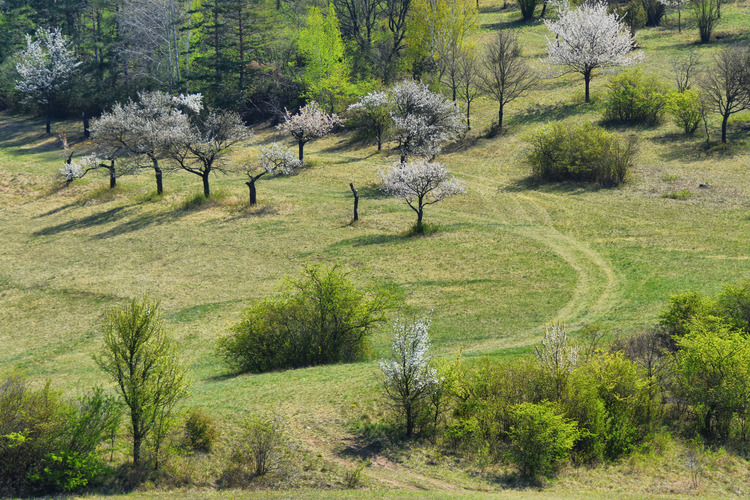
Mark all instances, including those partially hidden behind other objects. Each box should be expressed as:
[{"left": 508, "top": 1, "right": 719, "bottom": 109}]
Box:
[{"left": 2, "top": 0, "right": 750, "bottom": 496}]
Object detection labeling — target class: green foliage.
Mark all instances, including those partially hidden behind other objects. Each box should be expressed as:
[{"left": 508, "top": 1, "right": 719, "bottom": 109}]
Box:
[
  {"left": 663, "top": 189, "right": 693, "bottom": 200},
  {"left": 218, "top": 264, "right": 391, "bottom": 373},
  {"left": 527, "top": 122, "right": 636, "bottom": 186},
  {"left": 507, "top": 402, "right": 579, "bottom": 478},
  {"left": 675, "top": 319, "right": 750, "bottom": 441},
  {"left": 603, "top": 69, "right": 668, "bottom": 126},
  {"left": 715, "top": 281, "right": 750, "bottom": 334},
  {"left": 618, "top": 1, "right": 647, "bottom": 35},
  {"left": 232, "top": 415, "right": 286, "bottom": 476},
  {"left": 182, "top": 408, "right": 218, "bottom": 453},
  {"left": 0, "top": 375, "right": 117, "bottom": 496},
  {"left": 95, "top": 296, "right": 190, "bottom": 468},
  {"left": 658, "top": 291, "right": 718, "bottom": 338},
  {"left": 666, "top": 89, "right": 702, "bottom": 135}
]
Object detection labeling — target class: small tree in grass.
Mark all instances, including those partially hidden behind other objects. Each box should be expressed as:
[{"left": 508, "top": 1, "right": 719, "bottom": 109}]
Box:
[
  {"left": 701, "top": 45, "right": 750, "bottom": 144},
  {"left": 380, "top": 315, "right": 442, "bottom": 438},
  {"left": 95, "top": 296, "right": 189, "bottom": 468},
  {"left": 544, "top": 0, "right": 643, "bottom": 103},
  {"left": 347, "top": 91, "right": 391, "bottom": 151},
  {"left": 380, "top": 158, "right": 465, "bottom": 230},
  {"left": 244, "top": 143, "right": 302, "bottom": 205},
  {"left": 277, "top": 101, "right": 341, "bottom": 161}
]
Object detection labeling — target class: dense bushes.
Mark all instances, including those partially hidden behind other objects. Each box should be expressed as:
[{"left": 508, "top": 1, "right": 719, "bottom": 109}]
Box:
[
  {"left": 666, "top": 90, "right": 702, "bottom": 135},
  {"left": 528, "top": 122, "right": 636, "bottom": 186},
  {"left": 603, "top": 70, "right": 667, "bottom": 126},
  {"left": 218, "top": 265, "right": 390, "bottom": 373},
  {"left": 0, "top": 375, "right": 120, "bottom": 496}
]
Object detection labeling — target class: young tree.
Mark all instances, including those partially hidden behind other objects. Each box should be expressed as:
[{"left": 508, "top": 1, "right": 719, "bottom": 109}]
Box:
[
  {"left": 332, "top": 0, "right": 381, "bottom": 76},
  {"left": 380, "top": 315, "right": 441, "bottom": 437},
  {"left": 277, "top": 101, "right": 341, "bottom": 162},
  {"left": 244, "top": 143, "right": 302, "bottom": 205},
  {"left": 95, "top": 297, "right": 189, "bottom": 468},
  {"left": 692, "top": 0, "right": 720, "bottom": 43},
  {"left": 672, "top": 52, "right": 701, "bottom": 92},
  {"left": 517, "top": 0, "right": 539, "bottom": 20},
  {"left": 455, "top": 48, "right": 480, "bottom": 130},
  {"left": 534, "top": 323, "right": 579, "bottom": 398},
  {"left": 347, "top": 91, "right": 392, "bottom": 151},
  {"left": 545, "top": 1, "right": 643, "bottom": 103},
  {"left": 478, "top": 31, "right": 535, "bottom": 132},
  {"left": 701, "top": 45, "right": 750, "bottom": 143},
  {"left": 389, "top": 80, "right": 463, "bottom": 162},
  {"left": 380, "top": 158, "right": 465, "bottom": 227},
  {"left": 15, "top": 27, "right": 81, "bottom": 134},
  {"left": 659, "top": 0, "right": 688, "bottom": 31},
  {"left": 163, "top": 109, "right": 252, "bottom": 198}
]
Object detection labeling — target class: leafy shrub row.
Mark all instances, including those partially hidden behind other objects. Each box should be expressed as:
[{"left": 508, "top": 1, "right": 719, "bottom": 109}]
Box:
[{"left": 528, "top": 122, "right": 636, "bottom": 186}]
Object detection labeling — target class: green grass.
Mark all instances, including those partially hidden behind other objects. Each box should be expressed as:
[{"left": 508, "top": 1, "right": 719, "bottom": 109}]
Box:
[{"left": 2, "top": 1, "right": 750, "bottom": 496}]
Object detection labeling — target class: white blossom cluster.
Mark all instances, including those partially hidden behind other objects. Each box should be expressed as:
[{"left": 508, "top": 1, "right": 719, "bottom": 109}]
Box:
[
  {"left": 380, "top": 158, "right": 466, "bottom": 207},
  {"left": 59, "top": 154, "right": 100, "bottom": 181},
  {"left": 389, "top": 80, "right": 463, "bottom": 161},
  {"left": 347, "top": 91, "right": 390, "bottom": 114},
  {"left": 544, "top": 1, "right": 643, "bottom": 78},
  {"left": 15, "top": 27, "right": 81, "bottom": 104},
  {"left": 277, "top": 101, "right": 341, "bottom": 144},
  {"left": 172, "top": 93, "right": 204, "bottom": 114},
  {"left": 259, "top": 143, "right": 303, "bottom": 176},
  {"left": 380, "top": 316, "right": 439, "bottom": 395},
  {"left": 534, "top": 322, "right": 580, "bottom": 377}
]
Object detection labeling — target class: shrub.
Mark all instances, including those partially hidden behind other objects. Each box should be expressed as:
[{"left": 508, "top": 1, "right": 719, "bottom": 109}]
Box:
[
  {"left": 232, "top": 415, "right": 286, "bottom": 476},
  {"left": 218, "top": 265, "right": 390, "bottom": 373},
  {"left": 183, "top": 408, "right": 218, "bottom": 453},
  {"left": 527, "top": 122, "right": 636, "bottom": 187},
  {"left": 507, "top": 402, "right": 579, "bottom": 478},
  {"left": 716, "top": 281, "right": 750, "bottom": 334},
  {"left": 517, "top": 0, "right": 539, "bottom": 20},
  {"left": 666, "top": 90, "right": 702, "bottom": 135},
  {"left": 603, "top": 70, "right": 667, "bottom": 126},
  {"left": 658, "top": 291, "right": 717, "bottom": 339},
  {"left": 617, "top": 0, "right": 647, "bottom": 36}
]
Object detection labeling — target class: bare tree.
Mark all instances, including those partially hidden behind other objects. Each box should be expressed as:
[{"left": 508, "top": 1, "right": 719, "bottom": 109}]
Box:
[
  {"left": 380, "top": 158, "right": 465, "bottom": 226},
  {"left": 672, "top": 52, "right": 701, "bottom": 92},
  {"left": 455, "top": 48, "right": 481, "bottom": 130},
  {"left": 244, "top": 143, "right": 301, "bottom": 205},
  {"left": 382, "top": 0, "right": 412, "bottom": 83},
  {"left": 277, "top": 101, "right": 341, "bottom": 161},
  {"left": 701, "top": 45, "right": 750, "bottom": 143},
  {"left": 545, "top": 0, "right": 643, "bottom": 103},
  {"left": 333, "top": 0, "right": 383, "bottom": 74},
  {"left": 478, "top": 31, "right": 535, "bottom": 132}
]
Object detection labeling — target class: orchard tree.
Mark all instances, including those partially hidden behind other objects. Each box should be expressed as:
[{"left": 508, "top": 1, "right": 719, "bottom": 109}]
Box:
[
  {"left": 545, "top": 1, "right": 643, "bottom": 103},
  {"left": 380, "top": 315, "right": 441, "bottom": 437},
  {"left": 478, "top": 31, "right": 535, "bottom": 132},
  {"left": 277, "top": 101, "right": 341, "bottom": 162},
  {"left": 245, "top": 143, "right": 302, "bottom": 205},
  {"left": 15, "top": 27, "right": 81, "bottom": 134},
  {"left": 91, "top": 92, "right": 201, "bottom": 195},
  {"left": 347, "top": 91, "right": 392, "bottom": 151},
  {"left": 701, "top": 45, "right": 750, "bottom": 143},
  {"left": 95, "top": 297, "right": 189, "bottom": 468},
  {"left": 389, "top": 80, "right": 463, "bottom": 162},
  {"left": 380, "top": 158, "right": 465, "bottom": 227},
  {"left": 163, "top": 109, "right": 252, "bottom": 198}
]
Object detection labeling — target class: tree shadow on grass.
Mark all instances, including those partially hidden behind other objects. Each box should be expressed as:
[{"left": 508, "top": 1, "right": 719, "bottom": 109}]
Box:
[
  {"left": 500, "top": 176, "right": 608, "bottom": 195},
  {"left": 329, "top": 233, "right": 406, "bottom": 248},
  {"left": 33, "top": 205, "right": 133, "bottom": 236},
  {"left": 482, "top": 17, "right": 539, "bottom": 31},
  {"left": 508, "top": 101, "right": 588, "bottom": 126}
]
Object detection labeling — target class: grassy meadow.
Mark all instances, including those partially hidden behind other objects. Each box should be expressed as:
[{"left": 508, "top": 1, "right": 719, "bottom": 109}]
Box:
[{"left": 2, "top": 0, "right": 750, "bottom": 495}]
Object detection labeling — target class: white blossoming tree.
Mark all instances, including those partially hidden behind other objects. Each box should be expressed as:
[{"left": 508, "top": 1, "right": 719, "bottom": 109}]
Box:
[
  {"left": 380, "top": 315, "right": 441, "bottom": 437},
  {"left": 347, "top": 91, "right": 392, "bottom": 151},
  {"left": 534, "top": 322, "right": 579, "bottom": 398},
  {"left": 162, "top": 109, "right": 252, "bottom": 198},
  {"left": 276, "top": 101, "right": 341, "bottom": 162},
  {"left": 380, "top": 158, "right": 465, "bottom": 228},
  {"left": 389, "top": 80, "right": 464, "bottom": 162},
  {"left": 15, "top": 27, "right": 81, "bottom": 135},
  {"left": 244, "top": 143, "right": 302, "bottom": 205},
  {"left": 545, "top": 1, "right": 643, "bottom": 103}
]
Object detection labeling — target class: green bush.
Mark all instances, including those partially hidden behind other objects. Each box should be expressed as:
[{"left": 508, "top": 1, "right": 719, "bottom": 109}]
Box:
[
  {"left": 507, "top": 402, "right": 579, "bottom": 478},
  {"left": 658, "top": 291, "right": 718, "bottom": 339},
  {"left": 616, "top": 1, "right": 647, "bottom": 35},
  {"left": 527, "top": 122, "right": 636, "bottom": 187},
  {"left": 0, "top": 376, "right": 119, "bottom": 496},
  {"left": 716, "top": 281, "right": 750, "bottom": 334},
  {"left": 183, "top": 408, "right": 218, "bottom": 453},
  {"left": 218, "top": 264, "right": 390, "bottom": 373},
  {"left": 666, "top": 90, "right": 702, "bottom": 135},
  {"left": 603, "top": 70, "right": 667, "bottom": 126},
  {"left": 233, "top": 415, "right": 286, "bottom": 476}
]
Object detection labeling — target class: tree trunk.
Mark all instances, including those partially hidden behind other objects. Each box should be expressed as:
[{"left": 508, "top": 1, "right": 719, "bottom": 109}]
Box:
[
  {"left": 298, "top": 141, "right": 304, "bottom": 162},
  {"left": 350, "top": 183, "right": 359, "bottom": 222},
  {"left": 584, "top": 70, "right": 592, "bottom": 103},
  {"left": 46, "top": 101, "right": 52, "bottom": 135},
  {"left": 82, "top": 112, "right": 90, "bottom": 138},
  {"left": 109, "top": 164, "right": 116, "bottom": 189},
  {"left": 498, "top": 104, "right": 504, "bottom": 130},
  {"left": 246, "top": 179, "right": 257, "bottom": 205},
  {"left": 417, "top": 196, "right": 424, "bottom": 224},
  {"left": 466, "top": 101, "right": 471, "bottom": 130},
  {"left": 405, "top": 405, "right": 414, "bottom": 437},
  {"left": 678, "top": 7, "right": 681, "bottom": 32},
  {"left": 202, "top": 173, "right": 210, "bottom": 198},
  {"left": 540, "top": 0, "right": 547, "bottom": 17},
  {"left": 721, "top": 113, "right": 729, "bottom": 143},
  {"left": 377, "top": 132, "right": 382, "bottom": 151}
]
